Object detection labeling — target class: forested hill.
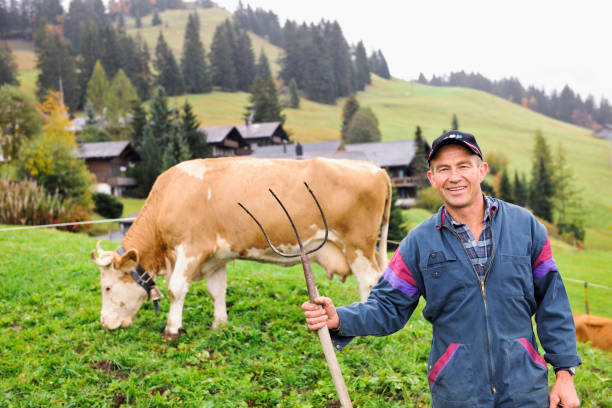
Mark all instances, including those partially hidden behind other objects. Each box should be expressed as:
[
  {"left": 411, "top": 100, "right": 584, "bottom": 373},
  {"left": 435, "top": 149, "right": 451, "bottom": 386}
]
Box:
[{"left": 417, "top": 71, "right": 612, "bottom": 130}]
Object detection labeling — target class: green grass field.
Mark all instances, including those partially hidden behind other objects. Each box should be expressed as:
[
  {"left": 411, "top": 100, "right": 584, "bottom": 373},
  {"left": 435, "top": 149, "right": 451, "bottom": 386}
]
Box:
[{"left": 0, "top": 228, "right": 610, "bottom": 407}]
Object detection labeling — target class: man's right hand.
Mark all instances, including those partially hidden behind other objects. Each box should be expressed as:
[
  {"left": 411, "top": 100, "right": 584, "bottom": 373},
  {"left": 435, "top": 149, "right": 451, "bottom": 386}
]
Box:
[{"left": 301, "top": 296, "right": 340, "bottom": 331}]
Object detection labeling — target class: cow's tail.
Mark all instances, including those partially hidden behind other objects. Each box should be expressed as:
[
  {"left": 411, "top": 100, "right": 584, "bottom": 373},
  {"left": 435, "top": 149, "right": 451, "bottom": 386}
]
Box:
[{"left": 377, "top": 172, "right": 392, "bottom": 271}]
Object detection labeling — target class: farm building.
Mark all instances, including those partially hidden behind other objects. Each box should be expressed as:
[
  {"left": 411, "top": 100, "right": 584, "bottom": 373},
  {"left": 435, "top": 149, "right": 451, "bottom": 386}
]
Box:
[
  {"left": 250, "top": 140, "right": 422, "bottom": 208},
  {"left": 199, "top": 125, "right": 252, "bottom": 157},
  {"left": 199, "top": 122, "right": 290, "bottom": 157},
  {"left": 595, "top": 125, "right": 612, "bottom": 140},
  {"left": 77, "top": 141, "right": 140, "bottom": 196}
]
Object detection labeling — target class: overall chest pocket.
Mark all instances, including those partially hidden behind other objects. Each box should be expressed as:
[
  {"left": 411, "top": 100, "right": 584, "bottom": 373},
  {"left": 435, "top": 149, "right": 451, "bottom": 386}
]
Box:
[{"left": 423, "top": 251, "right": 467, "bottom": 307}]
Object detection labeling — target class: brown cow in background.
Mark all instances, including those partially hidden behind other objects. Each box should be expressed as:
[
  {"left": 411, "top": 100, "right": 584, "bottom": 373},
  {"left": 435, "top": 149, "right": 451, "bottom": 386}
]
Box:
[{"left": 573, "top": 314, "right": 612, "bottom": 351}]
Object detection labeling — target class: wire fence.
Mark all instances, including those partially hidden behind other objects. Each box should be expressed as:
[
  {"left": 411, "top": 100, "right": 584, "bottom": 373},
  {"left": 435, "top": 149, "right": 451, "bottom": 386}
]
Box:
[
  {"left": 2, "top": 219, "right": 610, "bottom": 315},
  {"left": 0, "top": 217, "right": 136, "bottom": 232}
]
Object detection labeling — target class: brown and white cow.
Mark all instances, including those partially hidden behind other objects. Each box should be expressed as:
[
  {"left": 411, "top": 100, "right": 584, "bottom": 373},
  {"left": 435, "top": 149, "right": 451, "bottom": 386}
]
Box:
[{"left": 91, "top": 157, "right": 391, "bottom": 340}]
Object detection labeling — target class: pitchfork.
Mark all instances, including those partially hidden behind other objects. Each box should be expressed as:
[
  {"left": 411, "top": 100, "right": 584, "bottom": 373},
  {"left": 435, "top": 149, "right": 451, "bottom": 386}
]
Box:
[{"left": 238, "top": 182, "right": 353, "bottom": 408}]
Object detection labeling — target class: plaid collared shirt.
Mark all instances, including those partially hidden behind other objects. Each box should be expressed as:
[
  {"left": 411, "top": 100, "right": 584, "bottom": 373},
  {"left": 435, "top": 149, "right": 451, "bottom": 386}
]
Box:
[{"left": 444, "top": 196, "right": 497, "bottom": 281}]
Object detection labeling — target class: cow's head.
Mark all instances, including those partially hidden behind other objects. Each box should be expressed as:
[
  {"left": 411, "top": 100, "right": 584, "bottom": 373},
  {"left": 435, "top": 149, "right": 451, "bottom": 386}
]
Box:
[{"left": 91, "top": 241, "right": 147, "bottom": 330}]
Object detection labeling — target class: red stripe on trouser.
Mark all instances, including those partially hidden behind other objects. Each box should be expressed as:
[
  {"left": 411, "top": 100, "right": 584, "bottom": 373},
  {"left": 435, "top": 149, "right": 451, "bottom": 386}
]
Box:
[
  {"left": 517, "top": 338, "right": 547, "bottom": 367},
  {"left": 428, "top": 343, "right": 460, "bottom": 387}
]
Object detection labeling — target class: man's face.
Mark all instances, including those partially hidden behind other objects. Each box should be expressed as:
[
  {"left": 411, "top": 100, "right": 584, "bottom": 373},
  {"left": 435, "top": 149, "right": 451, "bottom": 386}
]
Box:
[{"left": 427, "top": 144, "right": 488, "bottom": 211}]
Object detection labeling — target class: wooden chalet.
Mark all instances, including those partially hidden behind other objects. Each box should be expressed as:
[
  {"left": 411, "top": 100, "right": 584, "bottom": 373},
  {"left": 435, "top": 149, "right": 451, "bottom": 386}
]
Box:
[
  {"left": 198, "top": 122, "right": 290, "bottom": 157},
  {"left": 595, "top": 125, "right": 612, "bottom": 140},
  {"left": 199, "top": 125, "right": 252, "bottom": 157},
  {"left": 235, "top": 122, "right": 289, "bottom": 147},
  {"left": 251, "top": 140, "right": 424, "bottom": 208},
  {"left": 77, "top": 141, "right": 140, "bottom": 197}
]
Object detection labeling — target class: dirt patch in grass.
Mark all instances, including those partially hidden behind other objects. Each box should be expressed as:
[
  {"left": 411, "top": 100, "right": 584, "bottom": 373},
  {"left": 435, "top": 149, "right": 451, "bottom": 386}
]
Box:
[
  {"left": 150, "top": 385, "right": 171, "bottom": 396},
  {"left": 112, "top": 392, "right": 126, "bottom": 408},
  {"left": 90, "top": 360, "right": 129, "bottom": 380},
  {"left": 325, "top": 401, "right": 341, "bottom": 408}
]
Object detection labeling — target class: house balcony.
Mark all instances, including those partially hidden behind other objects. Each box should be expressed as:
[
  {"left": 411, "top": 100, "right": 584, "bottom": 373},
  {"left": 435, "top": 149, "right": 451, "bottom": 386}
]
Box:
[
  {"left": 391, "top": 176, "right": 416, "bottom": 187},
  {"left": 108, "top": 176, "right": 138, "bottom": 187}
]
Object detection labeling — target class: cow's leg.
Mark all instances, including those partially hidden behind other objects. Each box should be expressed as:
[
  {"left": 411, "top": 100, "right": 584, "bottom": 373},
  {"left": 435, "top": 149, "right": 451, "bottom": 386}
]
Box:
[
  {"left": 163, "top": 247, "right": 198, "bottom": 340},
  {"left": 348, "top": 249, "right": 381, "bottom": 302},
  {"left": 207, "top": 265, "right": 228, "bottom": 329}
]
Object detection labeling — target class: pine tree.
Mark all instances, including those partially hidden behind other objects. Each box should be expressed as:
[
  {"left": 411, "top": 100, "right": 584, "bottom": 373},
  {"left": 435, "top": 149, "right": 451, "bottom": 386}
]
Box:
[
  {"left": 388, "top": 187, "right": 405, "bottom": 242},
  {"left": 129, "top": 101, "right": 147, "bottom": 150},
  {"left": 128, "top": 34, "right": 152, "bottom": 100},
  {"left": 344, "top": 107, "right": 381, "bottom": 144},
  {"left": 325, "top": 21, "right": 352, "bottom": 97},
  {"left": 498, "top": 171, "right": 513, "bottom": 203},
  {"left": 552, "top": 142, "right": 585, "bottom": 241},
  {"left": 233, "top": 26, "right": 255, "bottom": 92},
  {"left": 451, "top": 113, "right": 459, "bottom": 130},
  {"left": 341, "top": 94, "right": 359, "bottom": 141},
  {"left": 135, "top": 126, "right": 162, "bottom": 196},
  {"left": 300, "top": 26, "right": 336, "bottom": 104},
  {"left": 0, "top": 41, "right": 19, "bottom": 86},
  {"left": 531, "top": 156, "right": 554, "bottom": 222},
  {"left": 161, "top": 118, "right": 190, "bottom": 171},
  {"left": 181, "top": 100, "right": 210, "bottom": 159},
  {"left": 288, "top": 78, "right": 300, "bottom": 109},
  {"left": 255, "top": 49, "right": 271, "bottom": 80},
  {"left": 210, "top": 20, "right": 238, "bottom": 91},
  {"left": 513, "top": 171, "right": 528, "bottom": 207},
  {"left": 152, "top": 10, "right": 161, "bottom": 26},
  {"left": 78, "top": 22, "right": 102, "bottom": 109},
  {"left": 376, "top": 50, "right": 391, "bottom": 79},
  {"left": 244, "top": 75, "right": 285, "bottom": 124},
  {"left": 412, "top": 125, "right": 430, "bottom": 190},
  {"left": 36, "top": 29, "right": 80, "bottom": 110},
  {"left": 181, "top": 12, "right": 211, "bottom": 93},
  {"left": 146, "top": 86, "right": 173, "bottom": 146},
  {"left": 154, "top": 31, "right": 185, "bottom": 96},
  {"left": 108, "top": 69, "right": 139, "bottom": 123},
  {"left": 86, "top": 61, "right": 110, "bottom": 115},
  {"left": 353, "top": 41, "right": 370, "bottom": 91}
]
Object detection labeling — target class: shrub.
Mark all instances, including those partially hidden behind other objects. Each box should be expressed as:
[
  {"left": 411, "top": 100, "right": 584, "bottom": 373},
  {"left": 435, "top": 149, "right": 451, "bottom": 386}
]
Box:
[
  {"left": 92, "top": 193, "right": 124, "bottom": 219},
  {"left": 0, "top": 178, "right": 90, "bottom": 231},
  {"left": 416, "top": 187, "right": 443, "bottom": 212},
  {"left": 93, "top": 193, "right": 123, "bottom": 218},
  {"left": 485, "top": 151, "right": 509, "bottom": 174}
]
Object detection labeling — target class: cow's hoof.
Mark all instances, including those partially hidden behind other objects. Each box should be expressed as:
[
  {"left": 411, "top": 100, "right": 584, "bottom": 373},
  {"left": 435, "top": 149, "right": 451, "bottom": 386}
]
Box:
[
  {"left": 211, "top": 322, "right": 227, "bottom": 330},
  {"left": 163, "top": 329, "right": 180, "bottom": 341},
  {"left": 212, "top": 319, "right": 227, "bottom": 330}
]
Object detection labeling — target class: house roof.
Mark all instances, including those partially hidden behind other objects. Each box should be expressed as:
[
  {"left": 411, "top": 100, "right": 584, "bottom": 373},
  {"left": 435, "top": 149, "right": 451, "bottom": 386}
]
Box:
[
  {"left": 250, "top": 140, "right": 417, "bottom": 167},
  {"left": 200, "top": 125, "right": 238, "bottom": 144},
  {"left": 344, "top": 140, "right": 416, "bottom": 167},
  {"left": 77, "top": 141, "right": 139, "bottom": 160},
  {"left": 236, "top": 122, "right": 285, "bottom": 140},
  {"left": 251, "top": 141, "right": 342, "bottom": 157}
]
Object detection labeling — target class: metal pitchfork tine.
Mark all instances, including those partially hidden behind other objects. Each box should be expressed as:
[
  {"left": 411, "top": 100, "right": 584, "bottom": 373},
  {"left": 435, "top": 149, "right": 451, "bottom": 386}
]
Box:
[{"left": 238, "top": 182, "right": 353, "bottom": 408}]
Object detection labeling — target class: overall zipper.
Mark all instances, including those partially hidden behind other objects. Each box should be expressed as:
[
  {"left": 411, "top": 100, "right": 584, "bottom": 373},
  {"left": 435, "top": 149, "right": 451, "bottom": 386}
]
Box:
[{"left": 442, "top": 222, "right": 497, "bottom": 394}]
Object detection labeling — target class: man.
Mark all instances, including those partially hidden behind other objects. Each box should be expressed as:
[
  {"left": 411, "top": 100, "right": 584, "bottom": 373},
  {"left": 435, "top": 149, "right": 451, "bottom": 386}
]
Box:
[{"left": 303, "top": 131, "right": 581, "bottom": 407}]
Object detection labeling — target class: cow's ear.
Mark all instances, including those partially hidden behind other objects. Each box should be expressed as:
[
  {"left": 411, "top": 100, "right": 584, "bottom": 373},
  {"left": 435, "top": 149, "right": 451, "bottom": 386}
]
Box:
[{"left": 114, "top": 248, "right": 140, "bottom": 271}]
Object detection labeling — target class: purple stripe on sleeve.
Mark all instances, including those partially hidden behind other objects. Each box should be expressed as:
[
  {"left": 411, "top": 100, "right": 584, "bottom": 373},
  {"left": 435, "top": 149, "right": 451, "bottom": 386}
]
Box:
[
  {"left": 383, "top": 267, "right": 420, "bottom": 297},
  {"left": 533, "top": 258, "right": 557, "bottom": 279}
]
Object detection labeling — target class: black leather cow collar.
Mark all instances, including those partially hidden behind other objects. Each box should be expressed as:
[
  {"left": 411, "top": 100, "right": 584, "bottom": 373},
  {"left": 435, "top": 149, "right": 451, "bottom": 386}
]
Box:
[{"left": 116, "top": 246, "right": 160, "bottom": 313}]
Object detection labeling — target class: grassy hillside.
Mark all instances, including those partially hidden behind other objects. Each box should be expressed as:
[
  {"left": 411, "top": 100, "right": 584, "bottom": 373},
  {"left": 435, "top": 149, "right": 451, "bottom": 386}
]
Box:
[
  {"left": 0, "top": 228, "right": 610, "bottom": 407},
  {"left": 7, "top": 8, "right": 612, "bottom": 249}
]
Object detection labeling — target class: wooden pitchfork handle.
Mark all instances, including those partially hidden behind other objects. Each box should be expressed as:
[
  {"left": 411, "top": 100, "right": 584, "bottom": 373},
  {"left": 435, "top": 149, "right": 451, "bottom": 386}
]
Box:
[{"left": 238, "top": 182, "right": 353, "bottom": 408}]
